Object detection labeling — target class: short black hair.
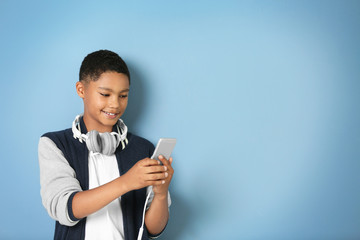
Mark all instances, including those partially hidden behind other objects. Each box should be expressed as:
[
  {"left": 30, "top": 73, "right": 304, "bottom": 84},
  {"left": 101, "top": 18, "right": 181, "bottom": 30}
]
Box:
[{"left": 79, "top": 50, "right": 130, "bottom": 84}]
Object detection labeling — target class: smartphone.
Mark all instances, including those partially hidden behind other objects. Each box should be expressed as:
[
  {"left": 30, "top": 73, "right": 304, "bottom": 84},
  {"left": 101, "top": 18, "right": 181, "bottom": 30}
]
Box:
[{"left": 151, "top": 138, "right": 177, "bottom": 161}]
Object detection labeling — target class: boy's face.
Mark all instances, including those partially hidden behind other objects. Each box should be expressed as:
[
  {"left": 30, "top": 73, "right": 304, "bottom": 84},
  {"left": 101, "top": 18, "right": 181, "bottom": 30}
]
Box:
[{"left": 76, "top": 71, "right": 130, "bottom": 133}]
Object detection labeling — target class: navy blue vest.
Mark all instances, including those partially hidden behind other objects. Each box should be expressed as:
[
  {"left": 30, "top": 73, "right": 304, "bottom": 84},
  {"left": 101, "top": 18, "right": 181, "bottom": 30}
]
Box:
[{"left": 43, "top": 118, "right": 157, "bottom": 240}]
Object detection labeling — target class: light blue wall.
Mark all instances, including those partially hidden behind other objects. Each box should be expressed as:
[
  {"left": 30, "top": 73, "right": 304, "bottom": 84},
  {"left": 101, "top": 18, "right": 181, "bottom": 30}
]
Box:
[{"left": 1, "top": 1, "right": 359, "bottom": 239}]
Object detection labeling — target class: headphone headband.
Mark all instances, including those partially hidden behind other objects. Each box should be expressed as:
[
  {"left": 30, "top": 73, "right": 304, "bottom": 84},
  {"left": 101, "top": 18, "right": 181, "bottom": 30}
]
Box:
[{"left": 72, "top": 114, "right": 128, "bottom": 154}]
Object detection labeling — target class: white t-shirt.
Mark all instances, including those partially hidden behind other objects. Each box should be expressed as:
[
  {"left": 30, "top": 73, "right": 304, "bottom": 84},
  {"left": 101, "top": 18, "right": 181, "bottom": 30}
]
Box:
[{"left": 85, "top": 152, "right": 124, "bottom": 240}]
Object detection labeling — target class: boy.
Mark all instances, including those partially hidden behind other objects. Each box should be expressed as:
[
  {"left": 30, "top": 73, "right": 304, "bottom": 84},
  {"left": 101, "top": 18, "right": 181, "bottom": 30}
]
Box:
[{"left": 39, "top": 50, "right": 173, "bottom": 240}]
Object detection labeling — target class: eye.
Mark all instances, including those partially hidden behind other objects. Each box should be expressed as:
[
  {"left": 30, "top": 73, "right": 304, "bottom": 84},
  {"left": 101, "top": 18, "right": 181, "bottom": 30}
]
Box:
[
  {"left": 99, "top": 93, "right": 110, "bottom": 97},
  {"left": 120, "top": 95, "right": 128, "bottom": 98}
]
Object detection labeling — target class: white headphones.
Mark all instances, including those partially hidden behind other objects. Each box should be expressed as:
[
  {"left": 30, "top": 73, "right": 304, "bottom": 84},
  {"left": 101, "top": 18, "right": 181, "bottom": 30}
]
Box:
[{"left": 72, "top": 114, "right": 128, "bottom": 155}]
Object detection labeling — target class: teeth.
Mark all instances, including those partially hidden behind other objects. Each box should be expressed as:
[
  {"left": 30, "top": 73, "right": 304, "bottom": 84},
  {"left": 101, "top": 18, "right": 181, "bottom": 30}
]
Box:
[{"left": 104, "top": 111, "right": 116, "bottom": 116}]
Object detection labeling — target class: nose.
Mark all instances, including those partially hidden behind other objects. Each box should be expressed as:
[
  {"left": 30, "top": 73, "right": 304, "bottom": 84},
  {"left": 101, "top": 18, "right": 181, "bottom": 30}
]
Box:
[{"left": 109, "top": 95, "right": 120, "bottom": 109}]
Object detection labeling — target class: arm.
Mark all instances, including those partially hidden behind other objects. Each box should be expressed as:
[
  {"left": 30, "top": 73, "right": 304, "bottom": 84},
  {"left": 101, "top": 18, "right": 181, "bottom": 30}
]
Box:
[
  {"left": 72, "top": 158, "right": 168, "bottom": 219},
  {"left": 71, "top": 176, "right": 130, "bottom": 219},
  {"left": 145, "top": 156, "right": 174, "bottom": 235},
  {"left": 39, "top": 136, "right": 169, "bottom": 223},
  {"left": 38, "top": 137, "right": 82, "bottom": 226}
]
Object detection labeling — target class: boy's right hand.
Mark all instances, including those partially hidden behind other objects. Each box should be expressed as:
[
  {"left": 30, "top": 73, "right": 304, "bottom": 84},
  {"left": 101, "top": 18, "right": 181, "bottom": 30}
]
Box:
[{"left": 123, "top": 158, "right": 168, "bottom": 191}]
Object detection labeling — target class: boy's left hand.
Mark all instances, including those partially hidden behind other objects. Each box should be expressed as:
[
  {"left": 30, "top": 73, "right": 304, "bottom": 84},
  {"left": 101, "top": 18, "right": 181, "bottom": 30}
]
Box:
[{"left": 152, "top": 155, "right": 174, "bottom": 196}]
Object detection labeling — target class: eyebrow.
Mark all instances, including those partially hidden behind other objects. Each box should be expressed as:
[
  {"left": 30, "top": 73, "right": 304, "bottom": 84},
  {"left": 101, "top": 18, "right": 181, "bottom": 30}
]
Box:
[{"left": 98, "top": 87, "right": 130, "bottom": 93}]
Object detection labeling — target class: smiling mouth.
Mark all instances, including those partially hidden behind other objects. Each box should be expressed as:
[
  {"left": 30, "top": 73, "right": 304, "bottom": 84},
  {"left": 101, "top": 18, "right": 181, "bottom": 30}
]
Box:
[{"left": 102, "top": 111, "right": 119, "bottom": 118}]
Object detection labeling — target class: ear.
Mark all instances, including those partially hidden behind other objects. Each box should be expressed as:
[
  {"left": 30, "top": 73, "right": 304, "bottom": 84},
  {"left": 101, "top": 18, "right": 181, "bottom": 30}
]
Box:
[{"left": 76, "top": 81, "right": 86, "bottom": 99}]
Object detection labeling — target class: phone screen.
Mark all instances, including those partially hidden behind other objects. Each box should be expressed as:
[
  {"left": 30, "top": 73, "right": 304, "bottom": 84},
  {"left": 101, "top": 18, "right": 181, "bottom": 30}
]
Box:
[{"left": 151, "top": 138, "right": 176, "bottom": 160}]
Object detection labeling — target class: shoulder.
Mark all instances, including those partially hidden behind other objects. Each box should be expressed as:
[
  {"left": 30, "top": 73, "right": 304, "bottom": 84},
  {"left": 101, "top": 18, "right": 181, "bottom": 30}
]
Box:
[
  {"left": 41, "top": 128, "right": 79, "bottom": 153},
  {"left": 42, "top": 128, "right": 73, "bottom": 141}
]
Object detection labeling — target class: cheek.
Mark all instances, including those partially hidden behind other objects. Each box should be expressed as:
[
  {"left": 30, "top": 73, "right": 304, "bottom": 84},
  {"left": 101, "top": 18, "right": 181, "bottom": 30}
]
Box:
[
  {"left": 118, "top": 98, "right": 127, "bottom": 110},
  {"left": 122, "top": 99, "right": 128, "bottom": 109},
  {"left": 86, "top": 94, "right": 106, "bottom": 109}
]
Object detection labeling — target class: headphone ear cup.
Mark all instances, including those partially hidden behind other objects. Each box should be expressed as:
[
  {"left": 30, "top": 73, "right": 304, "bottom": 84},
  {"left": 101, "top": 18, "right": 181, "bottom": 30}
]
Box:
[
  {"left": 86, "top": 130, "right": 102, "bottom": 153},
  {"left": 100, "top": 132, "right": 117, "bottom": 155}
]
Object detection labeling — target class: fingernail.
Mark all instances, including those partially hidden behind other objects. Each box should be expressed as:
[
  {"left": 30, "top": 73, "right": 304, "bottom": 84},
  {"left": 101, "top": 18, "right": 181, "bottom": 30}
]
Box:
[
  {"left": 157, "top": 160, "right": 161, "bottom": 165},
  {"left": 165, "top": 172, "right": 168, "bottom": 177},
  {"left": 164, "top": 166, "right": 167, "bottom": 171},
  {"left": 162, "top": 180, "right": 165, "bottom": 184},
  {"left": 159, "top": 155, "right": 163, "bottom": 159}
]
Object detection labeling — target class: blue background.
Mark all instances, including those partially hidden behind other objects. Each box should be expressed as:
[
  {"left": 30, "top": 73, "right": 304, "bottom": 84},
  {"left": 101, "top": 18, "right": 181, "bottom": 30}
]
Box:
[{"left": 1, "top": 1, "right": 360, "bottom": 239}]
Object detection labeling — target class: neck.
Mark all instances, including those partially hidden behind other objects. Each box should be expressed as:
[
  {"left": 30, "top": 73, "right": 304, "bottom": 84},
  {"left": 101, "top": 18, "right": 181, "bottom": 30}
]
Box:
[{"left": 82, "top": 115, "right": 113, "bottom": 133}]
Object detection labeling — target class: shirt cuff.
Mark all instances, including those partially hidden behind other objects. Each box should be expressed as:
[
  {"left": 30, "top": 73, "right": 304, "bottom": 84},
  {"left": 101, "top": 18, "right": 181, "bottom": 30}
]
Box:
[{"left": 67, "top": 191, "right": 81, "bottom": 222}]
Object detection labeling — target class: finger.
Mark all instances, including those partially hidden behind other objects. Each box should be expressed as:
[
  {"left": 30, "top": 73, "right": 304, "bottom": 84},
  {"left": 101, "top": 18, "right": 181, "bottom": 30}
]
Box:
[
  {"left": 139, "top": 158, "right": 161, "bottom": 167},
  {"left": 158, "top": 155, "right": 170, "bottom": 166},
  {"left": 169, "top": 157, "right": 173, "bottom": 165},
  {"left": 149, "top": 179, "right": 167, "bottom": 186},
  {"left": 144, "top": 165, "right": 167, "bottom": 174},
  {"left": 146, "top": 172, "right": 168, "bottom": 181},
  {"left": 158, "top": 155, "right": 174, "bottom": 174}
]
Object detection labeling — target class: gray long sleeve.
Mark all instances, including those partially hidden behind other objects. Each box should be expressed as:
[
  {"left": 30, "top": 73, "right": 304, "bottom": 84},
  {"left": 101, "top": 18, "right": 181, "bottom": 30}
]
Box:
[{"left": 38, "top": 136, "right": 82, "bottom": 226}]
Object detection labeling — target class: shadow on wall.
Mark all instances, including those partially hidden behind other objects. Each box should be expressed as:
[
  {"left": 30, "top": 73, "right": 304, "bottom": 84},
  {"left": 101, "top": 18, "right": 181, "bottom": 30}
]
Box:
[
  {"left": 122, "top": 61, "right": 147, "bottom": 134},
  {"left": 161, "top": 191, "right": 191, "bottom": 239},
  {"left": 122, "top": 62, "right": 192, "bottom": 239}
]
